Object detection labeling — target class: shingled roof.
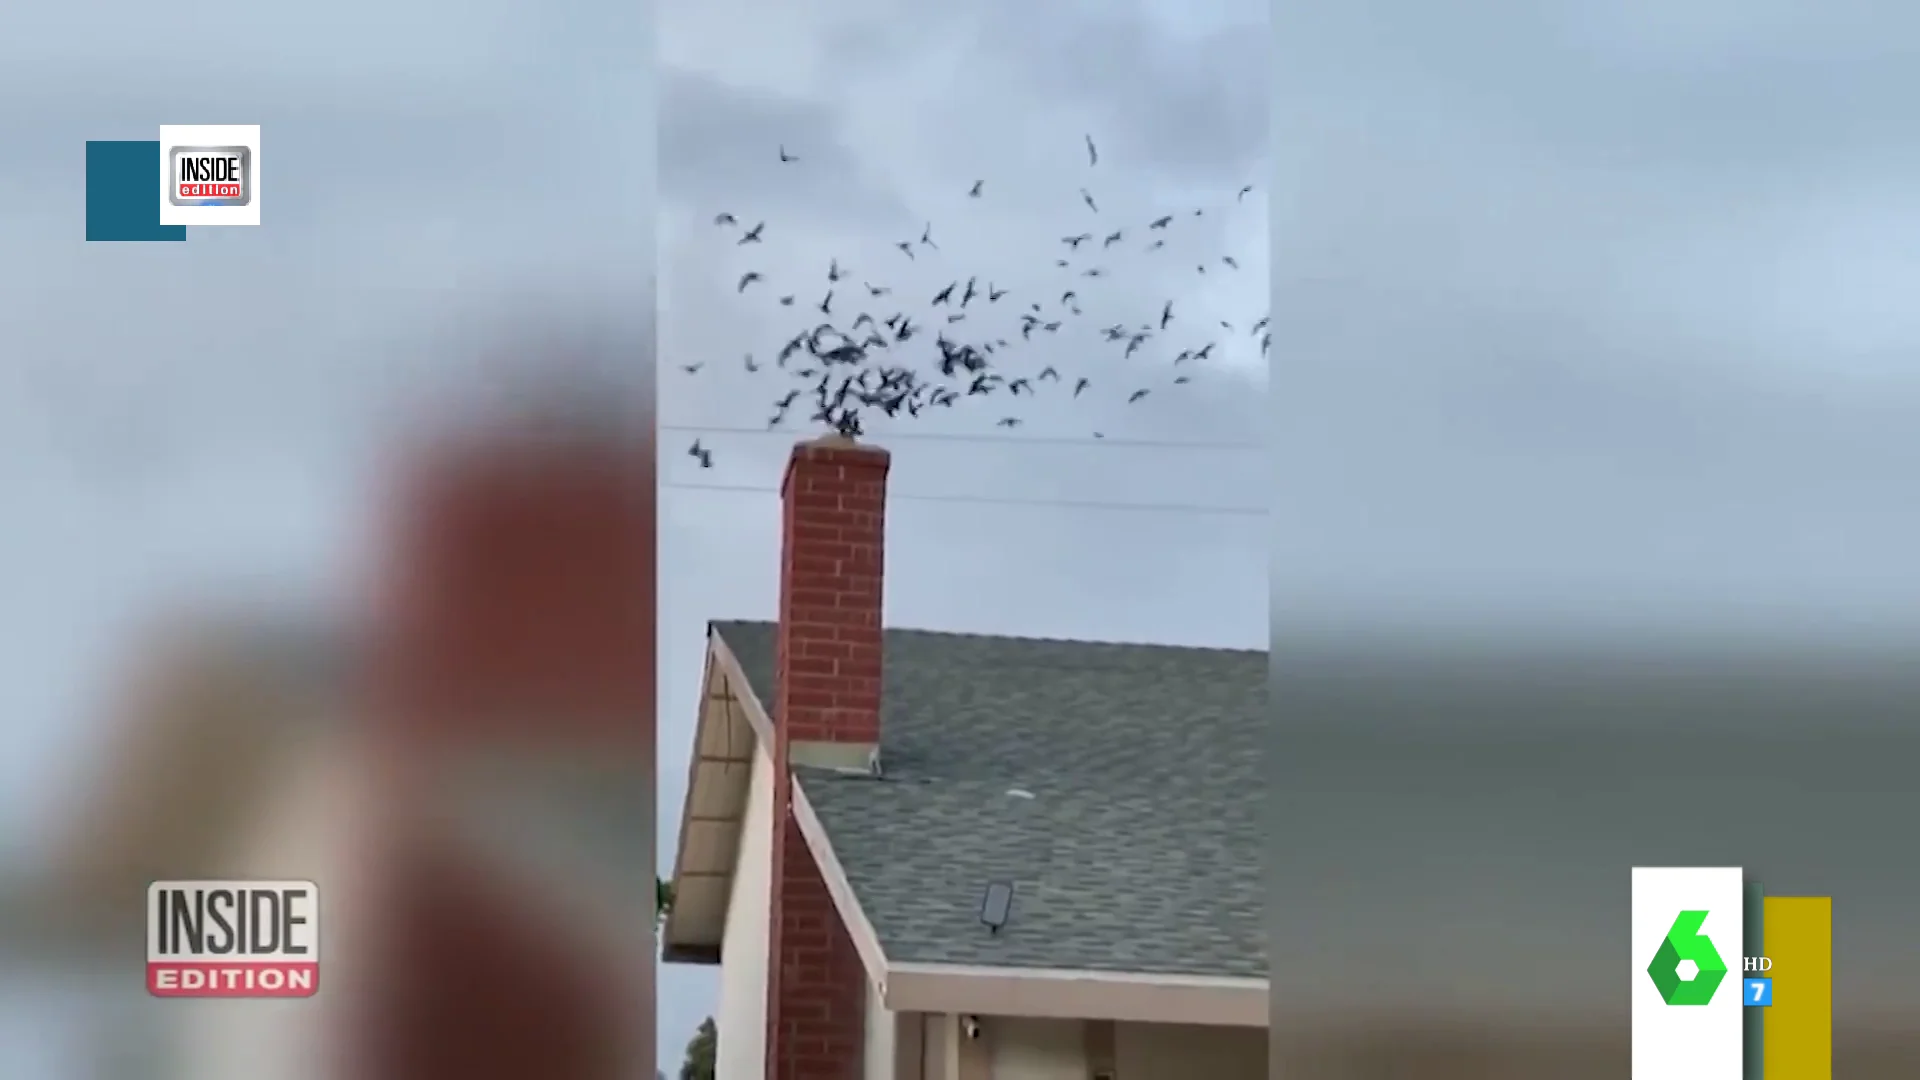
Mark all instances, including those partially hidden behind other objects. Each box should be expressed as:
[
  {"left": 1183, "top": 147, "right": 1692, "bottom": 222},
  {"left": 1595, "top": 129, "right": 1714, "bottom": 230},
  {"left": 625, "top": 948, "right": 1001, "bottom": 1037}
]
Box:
[{"left": 713, "top": 619, "right": 1265, "bottom": 980}]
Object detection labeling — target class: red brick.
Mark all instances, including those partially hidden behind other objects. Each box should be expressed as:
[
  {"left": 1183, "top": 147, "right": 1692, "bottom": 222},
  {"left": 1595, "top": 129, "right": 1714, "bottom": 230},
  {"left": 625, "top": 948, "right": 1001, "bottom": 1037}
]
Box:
[{"left": 767, "top": 438, "right": 888, "bottom": 1079}]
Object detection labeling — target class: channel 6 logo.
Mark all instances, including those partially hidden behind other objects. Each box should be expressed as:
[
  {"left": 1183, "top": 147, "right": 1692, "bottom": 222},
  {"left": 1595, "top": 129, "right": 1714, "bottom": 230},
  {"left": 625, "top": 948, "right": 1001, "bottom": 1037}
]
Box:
[{"left": 1646, "top": 910, "right": 1729, "bottom": 1005}]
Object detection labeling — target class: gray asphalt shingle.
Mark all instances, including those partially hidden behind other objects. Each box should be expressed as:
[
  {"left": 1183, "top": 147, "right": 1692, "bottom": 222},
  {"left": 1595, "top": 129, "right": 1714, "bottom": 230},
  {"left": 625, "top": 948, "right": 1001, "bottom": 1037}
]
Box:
[{"left": 713, "top": 620, "right": 1265, "bottom": 979}]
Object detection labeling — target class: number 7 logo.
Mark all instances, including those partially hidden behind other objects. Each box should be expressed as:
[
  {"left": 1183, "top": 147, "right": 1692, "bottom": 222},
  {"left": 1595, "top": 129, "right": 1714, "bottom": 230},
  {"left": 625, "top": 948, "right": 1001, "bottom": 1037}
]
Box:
[{"left": 1743, "top": 977, "right": 1773, "bottom": 1007}]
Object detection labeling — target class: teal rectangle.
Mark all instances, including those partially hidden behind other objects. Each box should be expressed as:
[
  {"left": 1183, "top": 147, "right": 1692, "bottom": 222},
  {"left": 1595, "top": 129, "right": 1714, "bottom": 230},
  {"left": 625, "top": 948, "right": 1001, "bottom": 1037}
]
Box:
[{"left": 86, "top": 141, "right": 185, "bottom": 242}]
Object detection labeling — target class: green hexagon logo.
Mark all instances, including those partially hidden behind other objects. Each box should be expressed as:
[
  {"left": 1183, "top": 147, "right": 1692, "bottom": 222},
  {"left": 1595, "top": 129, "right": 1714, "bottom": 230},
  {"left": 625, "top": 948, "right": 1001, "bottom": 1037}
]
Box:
[{"left": 1647, "top": 910, "right": 1727, "bottom": 1005}]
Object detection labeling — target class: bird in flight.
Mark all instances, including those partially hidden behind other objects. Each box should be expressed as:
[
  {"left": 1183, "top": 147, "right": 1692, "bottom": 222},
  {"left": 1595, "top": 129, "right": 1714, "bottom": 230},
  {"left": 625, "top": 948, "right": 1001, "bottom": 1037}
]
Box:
[
  {"left": 1251, "top": 315, "right": 1270, "bottom": 335},
  {"left": 688, "top": 440, "right": 713, "bottom": 468},
  {"left": 680, "top": 362, "right": 703, "bottom": 374},
  {"left": 931, "top": 282, "right": 956, "bottom": 305},
  {"left": 1127, "top": 389, "right": 1150, "bottom": 404},
  {"left": 1160, "top": 301, "right": 1174, "bottom": 329},
  {"left": 714, "top": 213, "right": 736, "bottom": 226},
  {"left": 737, "top": 271, "right": 762, "bottom": 292},
  {"left": 1222, "top": 255, "right": 1239, "bottom": 269},
  {"left": 1063, "top": 233, "right": 1092, "bottom": 249},
  {"left": 997, "top": 417, "right": 1022, "bottom": 428},
  {"left": 865, "top": 282, "right": 890, "bottom": 296},
  {"left": 1238, "top": 185, "right": 1254, "bottom": 201},
  {"left": 779, "top": 145, "right": 798, "bottom": 162},
  {"left": 818, "top": 291, "right": 833, "bottom": 315},
  {"left": 828, "top": 258, "right": 847, "bottom": 282},
  {"left": 920, "top": 223, "right": 938, "bottom": 249},
  {"left": 895, "top": 241, "right": 914, "bottom": 259},
  {"left": 779, "top": 294, "right": 794, "bottom": 306},
  {"left": 1073, "top": 377, "right": 1090, "bottom": 397},
  {"left": 744, "top": 354, "right": 759, "bottom": 372},
  {"left": 988, "top": 284, "right": 1008, "bottom": 301},
  {"left": 1080, "top": 189, "right": 1099, "bottom": 212},
  {"left": 1149, "top": 215, "right": 1172, "bottom": 230},
  {"left": 1146, "top": 239, "right": 1164, "bottom": 251},
  {"left": 1103, "top": 230, "right": 1123, "bottom": 248},
  {"left": 738, "top": 222, "right": 765, "bottom": 244},
  {"left": 1085, "top": 134, "right": 1098, "bottom": 166},
  {"left": 969, "top": 180, "right": 984, "bottom": 197}
]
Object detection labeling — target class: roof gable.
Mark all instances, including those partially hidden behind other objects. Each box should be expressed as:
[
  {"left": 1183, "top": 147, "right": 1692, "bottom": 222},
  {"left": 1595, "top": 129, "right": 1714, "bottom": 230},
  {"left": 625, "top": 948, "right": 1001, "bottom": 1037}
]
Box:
[{"left": 711, "top": 620, "right": 1266, "bottom": 980}]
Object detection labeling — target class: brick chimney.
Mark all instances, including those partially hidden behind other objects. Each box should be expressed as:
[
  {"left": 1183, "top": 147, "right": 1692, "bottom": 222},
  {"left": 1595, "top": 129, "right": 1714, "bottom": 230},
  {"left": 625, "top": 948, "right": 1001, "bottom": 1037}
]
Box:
[
  {"left": 767, "top": 435, "right": 890, "bottom": 1080},
  {"left": 373, "top": 429, "right": 655, "bottom": 747}
]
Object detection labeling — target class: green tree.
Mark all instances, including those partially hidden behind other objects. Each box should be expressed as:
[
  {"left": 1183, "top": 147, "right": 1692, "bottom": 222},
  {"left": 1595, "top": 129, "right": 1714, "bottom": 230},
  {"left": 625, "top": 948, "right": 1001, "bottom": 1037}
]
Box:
[{"left": 679, "top": 1017, "right": 716, "bottom": 1080}]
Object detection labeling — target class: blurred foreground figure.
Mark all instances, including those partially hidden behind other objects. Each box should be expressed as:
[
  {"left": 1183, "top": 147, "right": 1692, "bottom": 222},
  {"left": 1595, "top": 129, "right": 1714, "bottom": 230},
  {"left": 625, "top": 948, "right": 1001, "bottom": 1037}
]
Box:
[{"left": 18, "top": 383, "right": 656, "bottom": 1080}]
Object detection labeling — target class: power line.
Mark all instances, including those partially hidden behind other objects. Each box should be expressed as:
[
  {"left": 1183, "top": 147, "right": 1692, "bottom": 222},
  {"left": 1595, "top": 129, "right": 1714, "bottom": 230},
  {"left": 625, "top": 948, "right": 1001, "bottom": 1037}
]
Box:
[
  {"left": 658, "top": 424, "right": 1261, "bottom": 452},
  {"left": 659, "top": 480, "right": 1264, "bottom": 517}
]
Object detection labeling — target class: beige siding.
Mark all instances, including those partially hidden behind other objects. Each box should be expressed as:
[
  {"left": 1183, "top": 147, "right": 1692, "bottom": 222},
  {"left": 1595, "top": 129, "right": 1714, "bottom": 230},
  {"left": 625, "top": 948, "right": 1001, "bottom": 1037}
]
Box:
[
  {"left": 988, "top": 1017, "right": 1084, "bottom": 1079},
  {"left": 1115, "top": 1021, "right": 1267, "bottom": 1079},
  {"left": 715, "top": 748, "right": 775, "bottom": 1079},
  {"left": 175, "top": 738, "right": 361, "bottom": 1080}
]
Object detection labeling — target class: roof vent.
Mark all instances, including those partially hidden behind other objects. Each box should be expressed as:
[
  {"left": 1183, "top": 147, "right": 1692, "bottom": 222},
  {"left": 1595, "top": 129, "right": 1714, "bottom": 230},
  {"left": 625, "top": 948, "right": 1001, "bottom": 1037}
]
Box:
[{"left": 978, "top": 880, "right": 1014, "bottom": 935}]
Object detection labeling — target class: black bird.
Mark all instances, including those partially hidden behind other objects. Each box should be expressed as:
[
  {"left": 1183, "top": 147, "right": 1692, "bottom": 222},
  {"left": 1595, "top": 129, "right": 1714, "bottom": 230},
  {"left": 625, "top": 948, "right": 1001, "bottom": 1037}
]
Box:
[
  {"left": 1146, "top": 239, "right": 1165, "bottom": 251},
  {"left": 1056, "top": 259, "right": 1070, "bottom": 268},
  {"left": 1127, "top": 389, "right": 1149, "bottom": 403},
  {"left": 1125, "top": 334, "right": 1148, "bottom": 358},
  {"left": 779, "top": 145, "right": 798, "bottom": 162},
  {"left": 779, "top": 295, "right": 795, "bottom": 306},
  {"left": 714, "top": 213, "right": 737, "bottom": 226},
  {"left": 1008, "top": 378, "right": 1032, "bottom": 396},
  {"left": 1222, "top": 256, "right": 1239, "bottom": 269},
  {"left": 1238, "top": 184, "right": 1254, "bottom": 201},
  {"left": 818, "top": 290, "right": 833, "bottom": 315},
  {"left": 1085, "top": 134, "right": 1098, "bottom": 165},
  {"left": 1261, "top": 332, "right": 1271, "bottom": 354},
  {"left": 997, "top": 417, "right": 1022, "bottom": 428},
  {"left": 1251, "top": 315, "right": 1270, "bottom": 335},
  {"left": 1195, "top": 343, "right": 1217, "bottom": 360},
  {"left": 1081, "top": 268, "right": 1105, "bottom": 278},
  {"left": 1103, "top": 230, "right": 1123, "bottom": 248},
  {"left": 1174, "top": 375, "right": 1191, "bottom": 385},
  {"left": 1061, "top": 290, "right": 1077, "bottom": 306},
  {"left": 931, "top": 282, "right": 956, "bottom": 305},
  {"left": 895, "top": 241, "right": 914, "bottom": 259},
  {"left": 919, "top": 223, "right": 937, "bottom": 249},
  {"left": 744, "top": 354, "right": 759, "bottom": 372},
  {"left": 946, "top": 313, "right": 966, "bottom": 323},
  {"left": 1080, "top": 189, "right": 1099, "bottom": 212},
  {"left": 969, "top": 180, "right": 983, "bottom": 197},
  {"left": 777, "top": 390, "right": 800, "bottom": 408},
  {"left": 1220, "top": 320, "right": 1234, "bottom": 331},
  {"left": 737, "top": 271, "right": 762, "bottom": 292},
  {"left": 680, "top": 362, "right": 703, "bottom": 374},
  {"left": 1173, "top": 349, "right": 1192, "bottom": 365},
  {"left": 961, "top": 277, "right": 978, "bottom": 306},
  {"left": 1093, "top": 431, "right": 1105, "bottom": 438},
  {"left": 738, "top": 222, "right": 765, "bottom": 244},
  {"left": 1073, "top": 377, "right": 1090, "bottom": 397},
  {"left": 1197, "top": 264, "right": 1207, "bottom": 274},
  {"left": 1063, "top": 233, "right": 1093, "bottom": 248},
  {"left": 866, "top": 282, "right": 890, "bottom": 296},
  {"left": 1160, "top": 301, "right": 1173, "bottom": 329},
  {"left": 988, "top": 284, "right": 1008, "bottom": 301},
  {"left": 688, "top": 440, "right": 712, "bottom": 467},
  {"left": 828, "top": 258, "right": 847, "bottom": 282},
  {"left": 1038, "top": 367, "right": 1059, "bottom": 382},
  {"left": 1149, "top": 215, "right": 1173, "bottom": 229}
]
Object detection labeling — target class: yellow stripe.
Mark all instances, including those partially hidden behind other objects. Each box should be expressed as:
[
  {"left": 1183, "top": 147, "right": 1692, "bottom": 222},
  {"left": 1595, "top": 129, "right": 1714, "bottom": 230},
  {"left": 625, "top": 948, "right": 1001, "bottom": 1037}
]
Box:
[{"left": 1761, "top": 896, "right": 1831, "bottom": 1079}]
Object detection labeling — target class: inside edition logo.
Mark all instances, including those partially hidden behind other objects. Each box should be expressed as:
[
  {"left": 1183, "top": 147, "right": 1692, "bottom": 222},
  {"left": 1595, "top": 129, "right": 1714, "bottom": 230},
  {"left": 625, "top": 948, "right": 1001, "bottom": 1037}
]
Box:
[
  {"left": 1632, "top": 867, "right": 1743, "bottom": 1080},
  {"left": 160, "top": 125, "right": 261, "bottom": 227},
  {"left": 147, "top": 880, "right": 319, "bottom": 998}
]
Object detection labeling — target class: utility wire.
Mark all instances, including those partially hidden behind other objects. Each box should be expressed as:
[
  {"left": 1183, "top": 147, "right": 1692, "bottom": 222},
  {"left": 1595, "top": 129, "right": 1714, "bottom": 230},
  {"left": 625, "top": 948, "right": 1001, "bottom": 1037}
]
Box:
[
  {"left": 659, "top": 480, "right": 1263, "bottom": 517},
  {"left": 658, "top": 424, "right": 1261, "bottom": 452}
]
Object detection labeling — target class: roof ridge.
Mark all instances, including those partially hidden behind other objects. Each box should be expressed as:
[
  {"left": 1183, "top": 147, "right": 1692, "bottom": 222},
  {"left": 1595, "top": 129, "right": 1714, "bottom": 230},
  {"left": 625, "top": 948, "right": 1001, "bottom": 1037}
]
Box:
[{"left": 708, "top": 618, "right": 1264, "bottom": 656}]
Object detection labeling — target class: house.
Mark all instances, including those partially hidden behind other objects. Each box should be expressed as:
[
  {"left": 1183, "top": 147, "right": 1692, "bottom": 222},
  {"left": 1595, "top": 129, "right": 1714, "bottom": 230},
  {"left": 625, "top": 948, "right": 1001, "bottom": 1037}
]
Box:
[{"left": 660, "top": 436, "right": 1269, "bottom": 1079}]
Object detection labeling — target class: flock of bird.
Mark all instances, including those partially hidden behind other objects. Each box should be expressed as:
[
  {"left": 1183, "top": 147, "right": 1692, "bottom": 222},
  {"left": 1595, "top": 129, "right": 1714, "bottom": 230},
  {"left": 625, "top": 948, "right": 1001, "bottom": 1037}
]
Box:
[{"left": 684, "top": 135, "right": 1267, "bottom": 468}]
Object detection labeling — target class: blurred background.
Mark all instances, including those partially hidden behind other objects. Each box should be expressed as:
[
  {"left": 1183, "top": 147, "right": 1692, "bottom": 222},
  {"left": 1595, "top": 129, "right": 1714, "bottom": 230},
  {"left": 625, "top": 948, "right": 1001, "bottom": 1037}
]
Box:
[
  {"left": 1273, "top": 1, "right": 1920, "bottom": 1074},
  {"left": 1, "top": 0, "right": 651, "bottom": 1077}
]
